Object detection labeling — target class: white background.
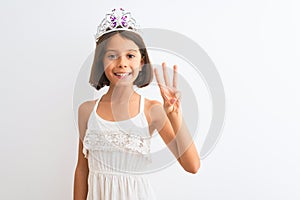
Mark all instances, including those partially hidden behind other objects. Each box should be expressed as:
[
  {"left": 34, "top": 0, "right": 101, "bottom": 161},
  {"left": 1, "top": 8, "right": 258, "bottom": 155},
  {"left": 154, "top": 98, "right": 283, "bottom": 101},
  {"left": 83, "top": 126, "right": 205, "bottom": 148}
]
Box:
[{"left": 1, "top": 0, "right": 300, "bottom": 199}]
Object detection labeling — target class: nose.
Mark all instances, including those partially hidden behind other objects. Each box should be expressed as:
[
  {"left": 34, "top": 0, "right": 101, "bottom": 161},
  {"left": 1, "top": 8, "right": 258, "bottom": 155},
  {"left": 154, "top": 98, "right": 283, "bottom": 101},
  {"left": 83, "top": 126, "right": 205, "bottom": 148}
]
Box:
[{"left": 117, "top": 55, "right": 128, "bottom": 68}]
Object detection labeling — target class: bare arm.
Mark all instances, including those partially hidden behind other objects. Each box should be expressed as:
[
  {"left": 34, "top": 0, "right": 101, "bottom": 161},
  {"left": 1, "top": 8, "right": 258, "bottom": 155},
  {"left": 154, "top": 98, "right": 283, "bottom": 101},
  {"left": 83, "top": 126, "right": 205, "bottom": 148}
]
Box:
[
  {"left": 166, "top": 110, "right": 200, "bottom": 173},
  {"left": 152, "top": 63, "right": 200, "bottom": 174},
  {"left": 73, "top": 102, "right": 93, "bottom": 199},
  {"left": 150, "top": 101, "right": 200, "bottom": 174},
  {"left": 73, "top": 139, "right": 89, "bottom": 200}
]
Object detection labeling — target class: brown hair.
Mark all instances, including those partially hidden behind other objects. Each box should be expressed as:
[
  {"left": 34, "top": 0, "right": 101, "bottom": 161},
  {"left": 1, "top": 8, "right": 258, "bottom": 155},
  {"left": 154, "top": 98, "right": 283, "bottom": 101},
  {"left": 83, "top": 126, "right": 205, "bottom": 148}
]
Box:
[{"left": 89, "top": 30, "right": 153, "bottom": 90}]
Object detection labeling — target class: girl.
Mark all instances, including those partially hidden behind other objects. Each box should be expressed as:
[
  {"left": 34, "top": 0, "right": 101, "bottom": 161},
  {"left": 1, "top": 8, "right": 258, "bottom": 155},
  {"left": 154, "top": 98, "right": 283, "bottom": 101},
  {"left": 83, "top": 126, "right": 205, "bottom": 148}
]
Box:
[{"left": 73, "top": 8, "right": 200, "bottom": 200}]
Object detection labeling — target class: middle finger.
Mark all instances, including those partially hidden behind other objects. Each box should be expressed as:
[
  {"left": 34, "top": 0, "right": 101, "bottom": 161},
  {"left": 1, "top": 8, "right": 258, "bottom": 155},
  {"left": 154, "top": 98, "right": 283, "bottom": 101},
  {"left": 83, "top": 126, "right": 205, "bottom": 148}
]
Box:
[{"left": 162, "top": 62, "right": 170, "bottom": 87}]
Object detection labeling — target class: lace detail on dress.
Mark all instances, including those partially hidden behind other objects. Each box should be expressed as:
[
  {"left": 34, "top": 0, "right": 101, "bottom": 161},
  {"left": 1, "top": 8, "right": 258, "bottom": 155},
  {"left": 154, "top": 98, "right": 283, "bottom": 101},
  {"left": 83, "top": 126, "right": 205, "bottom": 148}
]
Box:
[{"left": 83, "top": 129, "right": 151, "bottom": 155}]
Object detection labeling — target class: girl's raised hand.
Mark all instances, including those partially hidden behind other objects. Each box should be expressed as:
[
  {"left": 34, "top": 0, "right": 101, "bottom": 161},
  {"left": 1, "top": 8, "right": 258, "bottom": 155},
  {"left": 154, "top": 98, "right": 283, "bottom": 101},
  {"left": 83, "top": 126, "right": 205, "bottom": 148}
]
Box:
[{"left": 154, "top": 62, "right": 181, "bottom": 114}]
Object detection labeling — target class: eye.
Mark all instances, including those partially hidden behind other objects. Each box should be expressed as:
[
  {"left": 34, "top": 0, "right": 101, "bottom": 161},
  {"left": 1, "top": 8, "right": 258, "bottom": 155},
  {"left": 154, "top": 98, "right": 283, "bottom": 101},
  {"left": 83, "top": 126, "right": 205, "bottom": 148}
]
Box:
[
  {"left": 127, "top": 54, "right": 136, "bottom": 59},
  {"left": 107, "top": 54, "right": 118, "bottom": 60}
]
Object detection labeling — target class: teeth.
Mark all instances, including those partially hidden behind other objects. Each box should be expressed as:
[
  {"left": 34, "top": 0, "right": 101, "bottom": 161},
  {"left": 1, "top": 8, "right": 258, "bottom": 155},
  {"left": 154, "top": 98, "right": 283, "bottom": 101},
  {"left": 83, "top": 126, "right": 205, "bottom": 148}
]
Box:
[{"left": 115, "top": 72, "right": 130, "bottom": 76}]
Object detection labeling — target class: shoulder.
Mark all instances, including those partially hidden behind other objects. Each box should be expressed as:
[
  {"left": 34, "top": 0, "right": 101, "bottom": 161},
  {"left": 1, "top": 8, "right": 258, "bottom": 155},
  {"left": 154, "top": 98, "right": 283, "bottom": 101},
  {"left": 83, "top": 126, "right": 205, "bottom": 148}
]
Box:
[
  {"left": 144, "top": 98, "right": 165, "bottom": 121},
  {"left": 77, "top": 99, "right": 98, "bottom": 140},
  {"left": 78, "top": 99, "right": 97, "bottom": 111},
  {"left": 144, "top": 98, "right": 162, "bottom": 108},
  {"left": 78, "top": 99, "right": 97, "bottom": 119}
]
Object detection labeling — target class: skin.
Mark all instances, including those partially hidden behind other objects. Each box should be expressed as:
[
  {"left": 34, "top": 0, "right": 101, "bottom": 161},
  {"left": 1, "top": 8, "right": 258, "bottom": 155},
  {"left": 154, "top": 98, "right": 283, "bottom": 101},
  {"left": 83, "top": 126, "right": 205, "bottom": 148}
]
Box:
[{"left": 73, "top": 34, "right": 200, "bottom": 200}]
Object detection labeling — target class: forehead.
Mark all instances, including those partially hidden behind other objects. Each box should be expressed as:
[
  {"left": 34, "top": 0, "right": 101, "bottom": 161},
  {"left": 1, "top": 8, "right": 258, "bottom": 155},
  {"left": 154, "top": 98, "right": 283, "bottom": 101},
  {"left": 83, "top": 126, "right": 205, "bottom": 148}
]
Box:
[{"left": 106, "top": 34, "right": 139, "bottom": 51}]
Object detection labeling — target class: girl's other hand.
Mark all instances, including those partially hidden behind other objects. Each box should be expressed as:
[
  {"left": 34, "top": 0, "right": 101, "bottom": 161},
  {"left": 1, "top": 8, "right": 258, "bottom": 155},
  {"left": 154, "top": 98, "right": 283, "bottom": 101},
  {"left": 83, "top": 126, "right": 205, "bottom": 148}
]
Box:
[{"left": 154, "top": 62, "right": 181, "bottom": 114}]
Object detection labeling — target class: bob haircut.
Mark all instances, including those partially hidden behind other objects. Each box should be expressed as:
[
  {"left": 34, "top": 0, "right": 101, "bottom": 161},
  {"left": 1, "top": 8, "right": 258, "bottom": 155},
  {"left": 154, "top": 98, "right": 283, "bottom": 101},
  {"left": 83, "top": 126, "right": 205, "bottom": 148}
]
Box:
[{"left": 89, "top": 30, "right": 153, "bottom": 90}]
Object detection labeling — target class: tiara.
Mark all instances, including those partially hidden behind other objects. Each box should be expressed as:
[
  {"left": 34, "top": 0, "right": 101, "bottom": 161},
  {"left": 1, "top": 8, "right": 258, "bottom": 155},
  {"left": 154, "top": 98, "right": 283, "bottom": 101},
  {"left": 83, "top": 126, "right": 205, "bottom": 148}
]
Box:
[{"left": 94, "top": 8, "right": 139, "bottom": 42}]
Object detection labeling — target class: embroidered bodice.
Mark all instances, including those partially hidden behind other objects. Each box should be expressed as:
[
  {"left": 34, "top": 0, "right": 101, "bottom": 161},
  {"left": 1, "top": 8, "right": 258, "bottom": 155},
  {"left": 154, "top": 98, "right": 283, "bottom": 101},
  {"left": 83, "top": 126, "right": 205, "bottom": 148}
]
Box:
[{"left": 82, "top": 95, "right": 152, "bottom": 174}]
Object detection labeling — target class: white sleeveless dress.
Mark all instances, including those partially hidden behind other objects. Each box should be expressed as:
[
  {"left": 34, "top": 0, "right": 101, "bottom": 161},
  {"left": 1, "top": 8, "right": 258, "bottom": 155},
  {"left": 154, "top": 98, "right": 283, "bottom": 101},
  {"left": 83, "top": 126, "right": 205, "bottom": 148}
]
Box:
[{"left": 82, "top": 95, "right": 157, "bottom": 200}]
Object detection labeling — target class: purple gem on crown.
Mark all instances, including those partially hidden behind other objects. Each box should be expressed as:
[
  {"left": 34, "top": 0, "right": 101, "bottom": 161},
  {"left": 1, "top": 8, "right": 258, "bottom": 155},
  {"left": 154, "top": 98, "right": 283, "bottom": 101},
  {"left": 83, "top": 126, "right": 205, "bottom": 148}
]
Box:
[
  {"left": 121, "top": 15, "right": 127, "bottom": 27},
  {"left": 95, "top": 8, "right": 139, "bottom": 42},
  {"left": 110, "top": 16, "right": 116, "bottom": 21}
]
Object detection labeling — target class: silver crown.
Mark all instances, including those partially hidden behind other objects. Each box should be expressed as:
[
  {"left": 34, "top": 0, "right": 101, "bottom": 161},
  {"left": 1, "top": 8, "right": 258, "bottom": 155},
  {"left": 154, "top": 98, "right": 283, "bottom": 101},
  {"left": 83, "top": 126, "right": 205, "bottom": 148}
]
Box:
[{"left": 94, "top": 8, "right": 139, "bottom": 42}]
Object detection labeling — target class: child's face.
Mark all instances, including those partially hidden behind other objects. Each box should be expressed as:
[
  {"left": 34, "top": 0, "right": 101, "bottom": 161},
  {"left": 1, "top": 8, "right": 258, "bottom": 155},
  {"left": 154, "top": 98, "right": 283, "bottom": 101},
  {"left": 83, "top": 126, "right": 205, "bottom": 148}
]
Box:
[{"left": 103, "top": 34, "right": 144, "bottom": 86}]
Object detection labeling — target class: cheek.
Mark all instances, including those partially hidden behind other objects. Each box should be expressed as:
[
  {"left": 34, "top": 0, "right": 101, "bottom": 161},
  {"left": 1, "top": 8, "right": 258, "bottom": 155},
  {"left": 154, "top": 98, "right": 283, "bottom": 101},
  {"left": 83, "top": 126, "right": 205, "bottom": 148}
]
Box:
[
  {"left": 133, "top": 57, "right": 143, "bottom": 67},
  {"left": 132, "top": 60, "right": 140, "bottom": 67},
  {"left": 103, "top": 59, "right": 114, "bottom": 70}
]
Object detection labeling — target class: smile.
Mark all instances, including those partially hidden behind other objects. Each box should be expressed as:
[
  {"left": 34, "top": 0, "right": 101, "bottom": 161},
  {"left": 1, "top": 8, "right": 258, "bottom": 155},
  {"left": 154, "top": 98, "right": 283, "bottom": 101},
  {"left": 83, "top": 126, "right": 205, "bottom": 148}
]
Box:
[{"left": 114, "top": 72, "right": 132, "bottom": 79}]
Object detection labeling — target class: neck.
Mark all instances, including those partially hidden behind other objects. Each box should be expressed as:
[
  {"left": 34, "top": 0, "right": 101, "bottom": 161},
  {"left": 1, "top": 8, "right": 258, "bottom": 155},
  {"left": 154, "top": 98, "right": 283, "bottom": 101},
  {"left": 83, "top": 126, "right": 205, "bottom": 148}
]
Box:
[{"left": 103, "top": 85, "right": 137, "bottom": 103}]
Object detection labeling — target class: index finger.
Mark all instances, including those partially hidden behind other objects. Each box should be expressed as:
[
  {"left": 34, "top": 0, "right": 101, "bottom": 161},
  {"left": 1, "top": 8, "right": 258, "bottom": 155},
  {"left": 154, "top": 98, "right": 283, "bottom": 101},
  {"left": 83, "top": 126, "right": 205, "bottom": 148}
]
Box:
[
  {"left": 154, "top": 67, "right": 168, "bottom": 99},
  {"left": 154, "top": 68, "right": 161, "bottom": 84}
]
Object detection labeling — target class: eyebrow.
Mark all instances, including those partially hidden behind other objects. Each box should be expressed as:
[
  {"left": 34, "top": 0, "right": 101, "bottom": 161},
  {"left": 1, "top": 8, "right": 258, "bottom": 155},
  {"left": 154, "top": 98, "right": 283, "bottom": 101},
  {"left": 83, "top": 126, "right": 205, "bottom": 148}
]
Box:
[{"left": 105, "top": 49, "right": 138, "bottom": 53}]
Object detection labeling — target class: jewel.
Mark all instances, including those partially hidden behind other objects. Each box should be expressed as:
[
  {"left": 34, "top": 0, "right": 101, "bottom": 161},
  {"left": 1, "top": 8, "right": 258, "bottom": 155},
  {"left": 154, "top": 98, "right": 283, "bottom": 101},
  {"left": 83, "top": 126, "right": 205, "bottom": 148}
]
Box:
[{"left": 94, "top": 8, "right": 139, "bottom": 42}]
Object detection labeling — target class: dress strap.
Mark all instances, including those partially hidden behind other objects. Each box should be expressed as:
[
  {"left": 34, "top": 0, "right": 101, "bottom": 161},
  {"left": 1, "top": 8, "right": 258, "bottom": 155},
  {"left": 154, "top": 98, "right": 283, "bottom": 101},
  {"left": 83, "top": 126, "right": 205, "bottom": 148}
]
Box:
[
  {"left": 139, "top": 95, "right": 144, "bottom": 113},
  {"left": 94, "top": 96, "right": 102, "bottom": 111}
]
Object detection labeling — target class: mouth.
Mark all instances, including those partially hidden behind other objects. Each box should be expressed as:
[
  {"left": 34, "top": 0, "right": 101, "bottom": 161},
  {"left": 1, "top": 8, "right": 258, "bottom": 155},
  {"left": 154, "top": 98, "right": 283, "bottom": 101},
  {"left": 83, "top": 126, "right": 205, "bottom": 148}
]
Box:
[{"left": 113, "top": 72, "right": 132, "bottom": 79}]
